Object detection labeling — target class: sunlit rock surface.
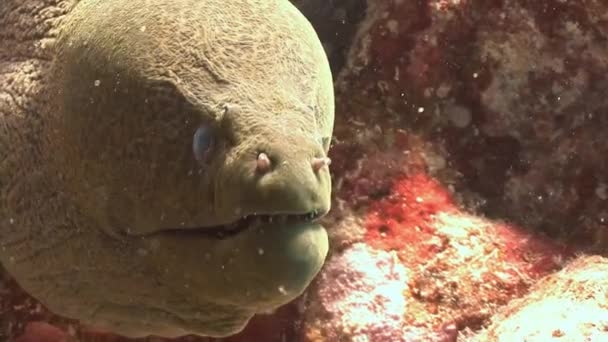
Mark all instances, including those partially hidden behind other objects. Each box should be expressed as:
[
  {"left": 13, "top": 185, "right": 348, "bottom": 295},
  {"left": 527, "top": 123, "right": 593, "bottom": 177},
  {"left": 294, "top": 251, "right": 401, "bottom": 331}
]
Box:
[
  {"left": 302, "top": 174, "right": 570, "bottom": 341},
  {"left": 468, "top": 256, "right": 608, "bottom": 341},
  {"left": 4, "top": 0, "right": 608, "bottom": 341},
  {"left": 305, "top": 243, "right": 410, "bottom": 341}
]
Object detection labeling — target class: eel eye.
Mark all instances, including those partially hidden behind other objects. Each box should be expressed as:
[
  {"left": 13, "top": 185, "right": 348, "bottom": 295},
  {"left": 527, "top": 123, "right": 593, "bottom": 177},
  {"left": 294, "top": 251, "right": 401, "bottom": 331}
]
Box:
[{"left": 193, "top": 125, "right": 215, "bottom": 164}]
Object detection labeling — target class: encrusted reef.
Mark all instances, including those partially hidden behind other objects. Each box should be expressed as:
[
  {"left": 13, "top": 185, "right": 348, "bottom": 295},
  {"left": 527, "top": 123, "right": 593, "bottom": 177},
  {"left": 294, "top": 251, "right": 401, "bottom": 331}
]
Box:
[
  {"left": 4, "top": 0, "right": 608, "bottom": 341},
  {"left": 329, "top": 0, "right": 608, "bottom": 246},
  {"left": 469, "top": 255, "right": 608, "bottom": 341},
  {"left": 301, "top": 0, "right": 608, "bottom": 340},
  {"left": 300, "top": 0, "right": 608, "bottom": 340}
]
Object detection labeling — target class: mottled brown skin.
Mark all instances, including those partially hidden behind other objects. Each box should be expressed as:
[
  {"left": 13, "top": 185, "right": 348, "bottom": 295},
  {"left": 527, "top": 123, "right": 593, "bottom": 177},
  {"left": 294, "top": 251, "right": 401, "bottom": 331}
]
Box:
[{"left": 0, "top": 0, "right": 333, "bottom": 338}]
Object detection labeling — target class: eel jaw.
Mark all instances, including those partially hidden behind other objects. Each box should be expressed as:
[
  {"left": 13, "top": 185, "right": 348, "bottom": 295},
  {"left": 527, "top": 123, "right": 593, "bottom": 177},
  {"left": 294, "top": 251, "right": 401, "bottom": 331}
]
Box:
[{"left": 160, "top": 210, "right": 327, "bottom": 239}]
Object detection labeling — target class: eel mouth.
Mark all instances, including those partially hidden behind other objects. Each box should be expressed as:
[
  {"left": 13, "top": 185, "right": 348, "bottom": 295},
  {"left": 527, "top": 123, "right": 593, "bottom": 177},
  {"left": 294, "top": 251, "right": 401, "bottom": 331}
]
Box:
[{"left": 163, "top": 210, "right": 327, "bottom": 239}]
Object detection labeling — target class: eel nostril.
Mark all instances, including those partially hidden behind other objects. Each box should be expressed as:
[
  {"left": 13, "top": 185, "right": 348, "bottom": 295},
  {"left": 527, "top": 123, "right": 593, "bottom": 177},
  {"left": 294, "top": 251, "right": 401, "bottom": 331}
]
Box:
[
  {"left": 312, "top": 157, "right": 331, "bottom": 172},
  {"left": 256, "top": 152, "right": 272, "bottom": 173}
]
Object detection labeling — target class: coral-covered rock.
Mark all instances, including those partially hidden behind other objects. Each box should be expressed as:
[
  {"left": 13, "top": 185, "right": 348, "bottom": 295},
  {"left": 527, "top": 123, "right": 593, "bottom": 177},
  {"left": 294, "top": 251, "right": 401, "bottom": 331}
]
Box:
[
  {"left": 308, "top": 0, "right": 608, "bottom": 338},
  {"left": 303, "top": 173, "right": 571, "bottom": 341},
  {"left": 331, "top": 0, "right": 608, "bottom": 247},
  {"left": 468, "top": 256, "right": 608, "bottom": 341},
  {"left": 304, "top": 243, "right": 410, "bottom": 341}
]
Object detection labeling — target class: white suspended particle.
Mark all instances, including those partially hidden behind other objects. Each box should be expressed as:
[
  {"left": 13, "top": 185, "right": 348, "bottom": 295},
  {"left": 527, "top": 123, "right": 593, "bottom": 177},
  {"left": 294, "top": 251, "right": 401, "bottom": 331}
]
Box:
[
  {"left": 278, "top": 285, "right": 287, "bottom": 295},
  {"left": 417, "top": 107, "right": 425, "bottom": 113},
  {"left": 140, "top": 25, "right": 147, "bottom": 32},
  {"left": 258, "top": 248, "right": 265, "bottom": 255},
  {"left": 94, "top": 80, "right": 101, "bottom": 87}
]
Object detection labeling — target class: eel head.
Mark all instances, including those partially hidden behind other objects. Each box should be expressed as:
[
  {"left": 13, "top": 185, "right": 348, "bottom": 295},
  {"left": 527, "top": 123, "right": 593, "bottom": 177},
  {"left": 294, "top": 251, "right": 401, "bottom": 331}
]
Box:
[{"left": 26, "top": 0, "right": 334, "bottom": 337}]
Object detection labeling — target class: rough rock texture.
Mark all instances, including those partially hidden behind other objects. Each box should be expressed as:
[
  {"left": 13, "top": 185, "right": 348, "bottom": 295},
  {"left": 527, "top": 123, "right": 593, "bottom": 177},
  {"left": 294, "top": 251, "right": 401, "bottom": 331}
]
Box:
[
  {"left": 467, "top": 255, "right": 608, "bottom": 341},
  {"left": 306, "top": 243, "right": 410, "bottom": 341},
  {"left": 302, "top": 174, "right": 571, "bottom": 341},
  {"left": 329, "top": 0, "right": 608, "bottom": 247},
  {"left": 301, "top": 0, "right": 608, "bottom": 340},
  {"left": 3, "top": 0, "right": 608, "bottom": 341}
]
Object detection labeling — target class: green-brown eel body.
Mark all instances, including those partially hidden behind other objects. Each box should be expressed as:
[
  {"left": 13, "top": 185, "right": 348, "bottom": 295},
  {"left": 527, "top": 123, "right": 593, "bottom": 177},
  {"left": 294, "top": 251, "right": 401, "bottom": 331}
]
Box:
[{"left": 0, "top": 0, "right": 334, "bottom": 337}]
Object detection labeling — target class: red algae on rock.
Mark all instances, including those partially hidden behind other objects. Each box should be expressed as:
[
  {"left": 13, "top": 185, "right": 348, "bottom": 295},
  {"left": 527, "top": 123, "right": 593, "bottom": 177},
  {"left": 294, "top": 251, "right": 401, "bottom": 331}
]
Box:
[
  {"left": 303, "top": 170, "right": 572, "bottom": 340},
  {"left": 364, "top": 173, "right": 458, "bottom": 267}
]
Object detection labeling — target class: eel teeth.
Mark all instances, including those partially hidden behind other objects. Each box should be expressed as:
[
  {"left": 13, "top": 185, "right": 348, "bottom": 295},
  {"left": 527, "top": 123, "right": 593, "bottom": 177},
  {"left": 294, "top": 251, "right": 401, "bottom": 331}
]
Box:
[{"left": 226, "top": 211, "right": 323, "bottom": 233}]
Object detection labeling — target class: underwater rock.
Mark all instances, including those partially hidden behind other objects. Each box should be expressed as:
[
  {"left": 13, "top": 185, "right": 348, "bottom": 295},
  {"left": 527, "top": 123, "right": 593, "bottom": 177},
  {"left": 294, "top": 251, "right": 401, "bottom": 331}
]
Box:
[
  {"left": 331, "top": 0, "right": 608, "bottom": 247},
  {"left": 312, "top": 0, "right": 607, "bottom": 338},
  {"left": 304, "top": 243, "right": 410, "bottom": 341},
  {"left": 304, "top": 172, "right": 571, "bottom": 341},
  {"left": 467, "top": 255, "right": 608, "bottom": 341}
]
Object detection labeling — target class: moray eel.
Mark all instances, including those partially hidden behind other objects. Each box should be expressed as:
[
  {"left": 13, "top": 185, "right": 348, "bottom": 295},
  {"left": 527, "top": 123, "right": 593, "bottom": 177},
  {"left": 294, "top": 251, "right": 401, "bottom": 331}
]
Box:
[{"left": 0, "top": 0, "right": 333, "bottom": 338}]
